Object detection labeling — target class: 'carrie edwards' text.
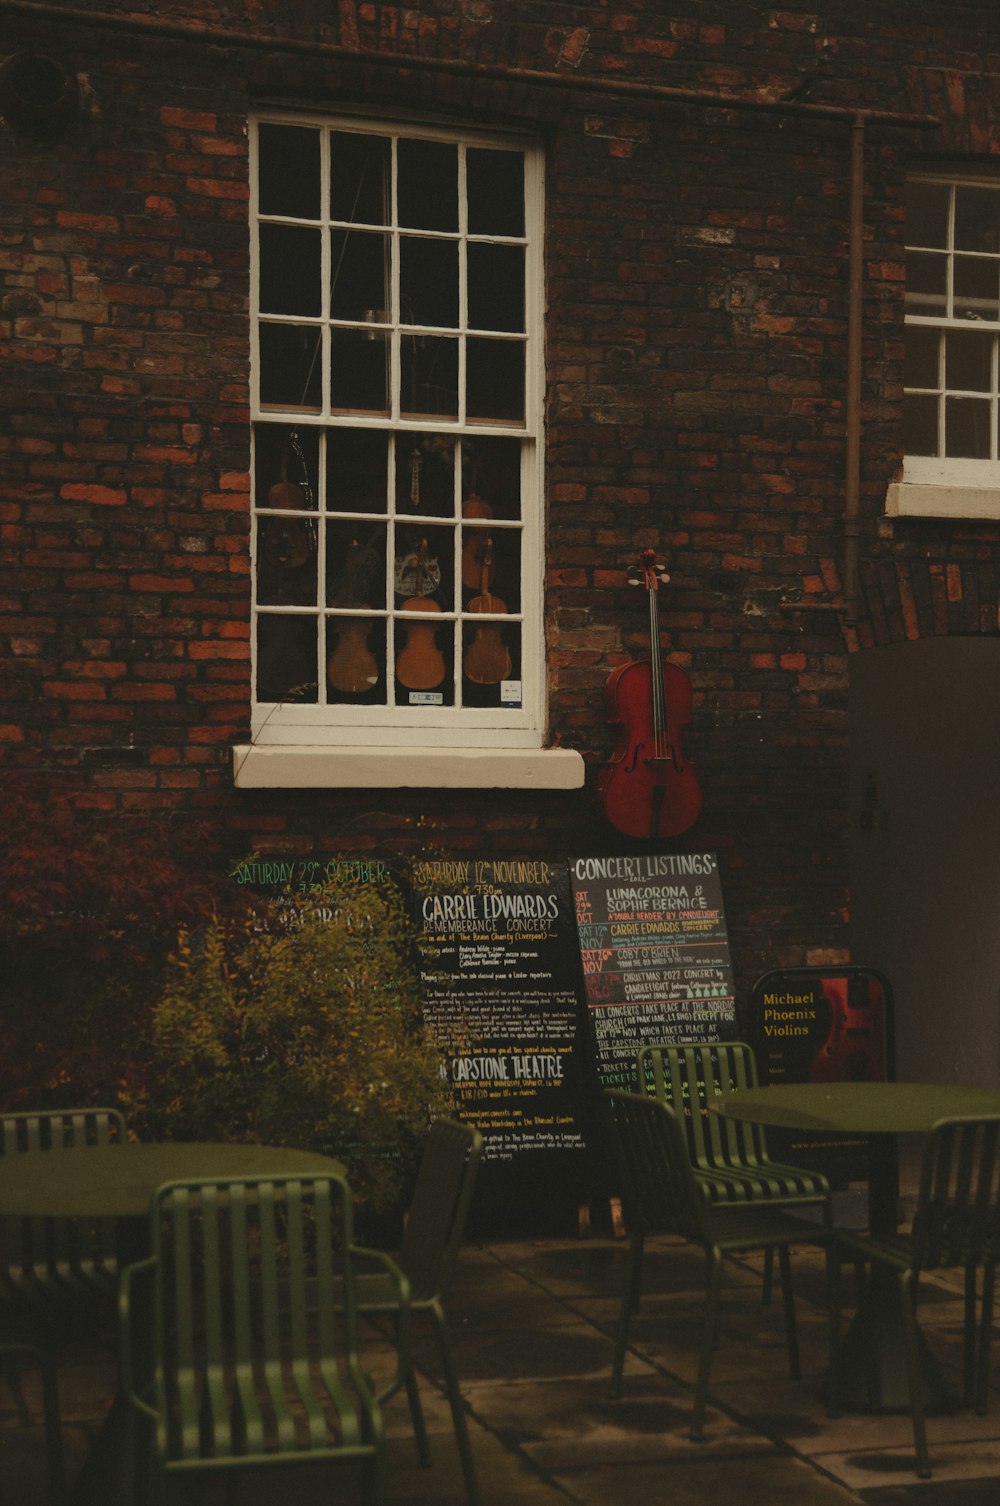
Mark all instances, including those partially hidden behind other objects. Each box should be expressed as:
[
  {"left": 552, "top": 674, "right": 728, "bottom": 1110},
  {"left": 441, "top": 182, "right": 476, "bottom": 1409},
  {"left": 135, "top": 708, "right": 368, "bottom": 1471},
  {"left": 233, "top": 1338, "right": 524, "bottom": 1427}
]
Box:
[{"left": 421, "top": 891, "right": 560, "bottom": 929}]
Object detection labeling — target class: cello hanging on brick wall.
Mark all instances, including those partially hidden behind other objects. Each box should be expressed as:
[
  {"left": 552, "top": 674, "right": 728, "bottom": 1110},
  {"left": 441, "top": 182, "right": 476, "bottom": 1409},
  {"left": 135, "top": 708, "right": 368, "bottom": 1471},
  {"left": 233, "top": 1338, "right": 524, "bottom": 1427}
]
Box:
[{"left": 597, "top": 550, "right": 702, "bottom": 839}]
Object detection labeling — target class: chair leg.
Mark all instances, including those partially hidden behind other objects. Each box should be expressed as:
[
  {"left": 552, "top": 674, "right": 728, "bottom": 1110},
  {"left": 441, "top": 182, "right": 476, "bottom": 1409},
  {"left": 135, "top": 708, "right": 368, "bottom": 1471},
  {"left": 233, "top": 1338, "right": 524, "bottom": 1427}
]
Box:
[
  {"left": 403, "top": 1363, "right": 432, "bottom": 1467},
  {"left": 777, "top": 1245, "right": 800, "bottom": 1381},
  {"left": 610, "top": 1225, "right": 644, "bottom": 1399},
  {"left": 976, "top": 1262, "right": 995, "bottom": 1415},
  {"left": 897, "top": 1269, "right": 931, "bottom": 1479},
  {"left": 2, "top": 1346, "right": 65, "bottom": 1506},
  {"left": 825, "top": 1240, "right": 841, "bottom": 1412},
  {"left": 36, "top": 1348, "right": 66, "bottom": 1506},
  {"left": 3, "top": 1354, "right": 34, "bottom": 1427},
  {"left": 429, "top": 1302, "right": 480, "bottom": 1506},
  {"left": 761, "top": 1245, "right": 774, "bottom": 1305},
  {"left": 963, "top": 1262, "right": 978, "bottom": 1408},
  {"left": 691, "top": 1249, "right": 724, "bottom": 1441},
  {"left": 361, "top": 1442, "right": 386, "bottom": 1506}
]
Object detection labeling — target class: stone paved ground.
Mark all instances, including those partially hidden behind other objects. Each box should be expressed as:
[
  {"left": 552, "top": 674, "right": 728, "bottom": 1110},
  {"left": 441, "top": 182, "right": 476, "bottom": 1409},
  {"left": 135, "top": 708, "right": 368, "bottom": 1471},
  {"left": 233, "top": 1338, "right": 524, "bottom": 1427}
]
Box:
[{"left": 4, "top": 1147, "right": 999, "bottom": 1504}]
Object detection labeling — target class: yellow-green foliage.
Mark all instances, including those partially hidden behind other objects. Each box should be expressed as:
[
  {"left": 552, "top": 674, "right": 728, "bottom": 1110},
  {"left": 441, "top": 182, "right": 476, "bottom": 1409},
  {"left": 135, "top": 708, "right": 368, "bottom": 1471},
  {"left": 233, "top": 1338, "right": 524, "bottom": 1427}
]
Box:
[{"left": 123, "top": 874, "right": 453, "bottom": 1210}]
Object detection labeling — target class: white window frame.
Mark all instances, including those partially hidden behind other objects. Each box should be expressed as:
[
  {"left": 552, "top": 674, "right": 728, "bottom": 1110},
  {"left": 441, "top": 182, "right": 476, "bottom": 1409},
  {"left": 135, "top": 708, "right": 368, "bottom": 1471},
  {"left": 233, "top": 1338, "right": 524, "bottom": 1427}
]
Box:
[
  {"left": 889, "top": 169, "right": 1000, "bottom": 520},
  {"left": 236, "top": 112, "right": 582, "bottom": 789}
]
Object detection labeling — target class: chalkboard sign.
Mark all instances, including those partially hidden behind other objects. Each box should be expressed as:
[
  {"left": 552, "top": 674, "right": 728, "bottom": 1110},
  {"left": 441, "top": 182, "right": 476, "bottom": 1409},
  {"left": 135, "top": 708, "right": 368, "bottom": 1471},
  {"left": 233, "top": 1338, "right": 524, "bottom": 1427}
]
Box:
[
  {"left": 409, "top": 857, "right": 585, "bottom": 1168},
  {"left": 570, "top": 852, "right": 736, "bottom": 1091}
]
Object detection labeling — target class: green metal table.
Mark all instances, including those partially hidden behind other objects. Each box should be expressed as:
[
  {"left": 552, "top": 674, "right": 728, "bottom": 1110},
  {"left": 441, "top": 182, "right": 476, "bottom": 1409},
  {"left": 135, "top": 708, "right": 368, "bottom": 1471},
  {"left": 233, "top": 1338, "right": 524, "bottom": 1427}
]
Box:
[
  {"left": 0, "top": 1140, "right": 348, "bottom": 1505},
  {"left": 716, "top": 1081, "right": 1000, "bottom": 1411}
]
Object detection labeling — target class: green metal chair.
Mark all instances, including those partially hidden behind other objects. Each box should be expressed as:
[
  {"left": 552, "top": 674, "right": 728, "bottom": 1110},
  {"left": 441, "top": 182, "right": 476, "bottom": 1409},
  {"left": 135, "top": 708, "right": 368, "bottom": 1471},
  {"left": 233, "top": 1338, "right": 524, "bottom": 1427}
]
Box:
[
  {"left": 605, "top": 1089, "right": 833, "bottom": 1441},
  {"left": 638, "top": 1043, "right": 831, "bottom": 1299},
  {"left": 119, "top": 1171, "right": 410, "bottom": 1506},
  {"left": 830, "top": 1114, "right": 1000, "bottom": 1479},
  {"left": 352, "top": 1119, "right": 484, "bottom": 1506},
  {"left": 1, "top": 1107, "right": 126, "bottom": 1305}
]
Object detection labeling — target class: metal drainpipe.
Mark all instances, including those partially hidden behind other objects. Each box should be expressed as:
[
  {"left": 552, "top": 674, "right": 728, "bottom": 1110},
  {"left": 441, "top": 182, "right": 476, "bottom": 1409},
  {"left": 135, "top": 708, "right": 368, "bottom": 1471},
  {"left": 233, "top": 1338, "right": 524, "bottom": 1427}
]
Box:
[{"left": 843, "top": 113, "right": 866, "bottom": 627}]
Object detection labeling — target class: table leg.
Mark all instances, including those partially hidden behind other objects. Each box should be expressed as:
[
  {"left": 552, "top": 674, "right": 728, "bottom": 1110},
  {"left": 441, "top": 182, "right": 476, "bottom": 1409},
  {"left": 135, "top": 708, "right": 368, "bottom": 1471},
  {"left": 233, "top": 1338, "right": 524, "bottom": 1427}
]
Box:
[
  {"left": 828, "top": 1132, "right": 953, "bottom": 1413},
  {"left": 829, "top": 1265, "right": 951, "bottom": 1411}
]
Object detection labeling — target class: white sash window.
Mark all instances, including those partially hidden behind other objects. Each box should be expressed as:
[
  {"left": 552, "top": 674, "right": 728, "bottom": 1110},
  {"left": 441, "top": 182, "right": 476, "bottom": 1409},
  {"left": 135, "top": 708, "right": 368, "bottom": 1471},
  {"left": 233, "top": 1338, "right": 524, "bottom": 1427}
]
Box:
[
  {"left": 891, "top": 172, "right": 1000, "bottom": 519},
  {"left": 249, "top": 114, "right": 546, "bottom": 750}
]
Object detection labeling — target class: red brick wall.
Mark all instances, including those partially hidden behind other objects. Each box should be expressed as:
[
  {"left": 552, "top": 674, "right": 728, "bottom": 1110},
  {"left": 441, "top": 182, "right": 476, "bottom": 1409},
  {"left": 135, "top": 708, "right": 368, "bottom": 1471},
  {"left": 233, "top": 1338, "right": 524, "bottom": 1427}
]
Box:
[{"left": 3, "top": 1, "right": 999, "bottom": 993}]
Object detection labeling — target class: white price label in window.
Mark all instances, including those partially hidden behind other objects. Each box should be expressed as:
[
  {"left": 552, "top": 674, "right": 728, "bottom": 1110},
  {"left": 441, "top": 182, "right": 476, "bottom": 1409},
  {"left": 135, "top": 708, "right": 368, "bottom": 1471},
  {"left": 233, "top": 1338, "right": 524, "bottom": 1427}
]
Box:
[
  {"left": 500, "top": 680, "right": 522, "bottom": 705},
  {"left": 408, "top": 691, "right": 443, "bottom": 705}
]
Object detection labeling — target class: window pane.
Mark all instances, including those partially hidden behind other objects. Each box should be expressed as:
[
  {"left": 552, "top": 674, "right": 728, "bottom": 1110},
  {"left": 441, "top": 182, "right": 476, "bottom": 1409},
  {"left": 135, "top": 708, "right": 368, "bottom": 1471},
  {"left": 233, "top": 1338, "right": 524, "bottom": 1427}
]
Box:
[
  {"left": 331, "top": 328, "right": 388, "bottom": 414},
  {"left": 902, "top": 393, "right": 939, "bottom": 455},
  {"left": 395, "top": 525, "right": 454, "bottom": 612},
  {"left": 462, "top": 619, "right": 520, "bottom": 707},
  {"left": 400, "top": 237, "right": 459, "bottom": 327},
  {"left": 401, "top": 336, "right": 458, "bottom": 419},
  {"left": 327, "top": 428, "right": 388, "bottom": 514},
  {"left": 904, "top": 250, "right": 947, "bottom": 314},
  {"left": 463, "top": 435, "right": 522, "bottom": 521},
  {"left": 258, "top": 124, "right": 320, "bottom": 219},
  {"left": 259, "top": 324, "right": 322, "bottom": 410},
  {"left": 467, "top": 337, "right": 524, "bottom": 423},
  {"left": 468, "top": 148, "right": 524, "bottom": 237},
  {"left": 468, "top": 243, "right": 525, "bottom": 332},
  {"left": 461, "top": 526, "right": 520, "bottom": 609},
  {"left": 259, "top": 224, "right": 321, "bottom": 316},
  {"left": 397, "top": 139, "right": 457, "bottom": 231},
  {"left": 330, "top": 229, "right": 390, "bottom": 320},
  {"left": 326, "top": 614, "right": 385, "bottom": 702},
  {"left": 946, "top": 329, "right": 993, "bottom": 392},
  {"left": 256, "top": 616, "right": 318, "bottom": 704},
  {"left": 256, "top": 518, "right": 317, "bottom": 605},
  {"left": 255, "top": 423, "right": 319, "bottom": 512},
  {"left": 954, "top": 186, "right": 1000, "bottom": 253},
  {"left": 327, "top": 523, "right": 386, "bottom": 611},
  {"left": 904, "top": 326, "right": 940, "bottom": 390},
  {"left": 945, "top": 396, "right": 991, "bottom": 457},
  {"left": 906, "top": 180, "right": 949, "bottom": 249},
  {"left": 395, "top": 432, "right": 456, "bottom": 516},
  {"left": 954, "top": 255, "right": 1000, "bottom": 321},
  {"left": 330, "top": 131, "right": 390, "bottom": 225}
]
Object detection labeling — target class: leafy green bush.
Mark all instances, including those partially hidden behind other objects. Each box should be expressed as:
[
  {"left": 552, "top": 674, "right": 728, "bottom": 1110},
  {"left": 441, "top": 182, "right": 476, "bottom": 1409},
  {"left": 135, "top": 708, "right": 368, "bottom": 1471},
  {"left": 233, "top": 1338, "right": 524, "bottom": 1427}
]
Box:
[{"left": 119, "top": 873, "right": 453, "bottom": 1211}]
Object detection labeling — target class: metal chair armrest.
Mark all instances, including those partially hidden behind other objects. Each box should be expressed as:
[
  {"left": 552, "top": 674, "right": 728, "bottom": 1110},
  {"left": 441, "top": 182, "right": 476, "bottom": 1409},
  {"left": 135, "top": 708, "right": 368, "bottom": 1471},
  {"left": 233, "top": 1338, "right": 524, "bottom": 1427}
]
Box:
[
  {"left": 349, "top": 1243, "right": 411, "bottom": 1406},
  {"left": 118, "top": 1256, "right": 159, "bottom": 1421}
]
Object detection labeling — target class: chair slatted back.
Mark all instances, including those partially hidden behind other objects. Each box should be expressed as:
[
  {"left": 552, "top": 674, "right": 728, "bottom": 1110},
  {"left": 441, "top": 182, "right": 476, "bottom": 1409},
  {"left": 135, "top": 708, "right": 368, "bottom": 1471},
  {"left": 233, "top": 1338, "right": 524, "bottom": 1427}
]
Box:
[
  {"left": 638, "top": 1042, "right": 767, "bottom": 1177},
  {"left": 398, "top": 1120, "right": 483, "bottom": 1304},
  {"left": 912, "top": 1116, "right": 1000, "bottom": 1272},
  {"left": 147, "top": 1173, "right": 374, "bottom": 1468},
  {"left": 605, "top": 1090, "right": 708, "bottom": 1244},
  {"left": 1, "top": 1107, "right": 125, "bottom": 1295}
]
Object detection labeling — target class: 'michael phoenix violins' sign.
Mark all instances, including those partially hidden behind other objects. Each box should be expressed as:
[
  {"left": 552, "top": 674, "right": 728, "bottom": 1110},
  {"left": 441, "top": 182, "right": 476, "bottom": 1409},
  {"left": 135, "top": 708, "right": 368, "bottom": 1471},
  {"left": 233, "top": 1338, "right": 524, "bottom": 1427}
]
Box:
[{"left": 598, "top": 551, "right": 701, "bottom": 840}]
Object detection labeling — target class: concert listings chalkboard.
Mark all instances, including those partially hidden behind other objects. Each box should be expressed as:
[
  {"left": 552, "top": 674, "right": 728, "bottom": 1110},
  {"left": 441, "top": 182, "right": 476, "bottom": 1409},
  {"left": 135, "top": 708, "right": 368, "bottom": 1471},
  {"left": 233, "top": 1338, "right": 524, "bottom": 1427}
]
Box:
[
  {"left": 570, "top": 852, "right": 736, "bottom": 1090},
  {"left": 410, "top": 857, "right": 585, "bottom": 1168}
]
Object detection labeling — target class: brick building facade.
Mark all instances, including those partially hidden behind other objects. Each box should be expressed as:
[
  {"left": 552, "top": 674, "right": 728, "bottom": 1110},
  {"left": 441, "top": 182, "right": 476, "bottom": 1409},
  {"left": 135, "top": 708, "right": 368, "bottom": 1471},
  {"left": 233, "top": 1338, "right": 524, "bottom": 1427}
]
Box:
[{"left": 3, "top": 1, "right": 999, "bottom": 1012}]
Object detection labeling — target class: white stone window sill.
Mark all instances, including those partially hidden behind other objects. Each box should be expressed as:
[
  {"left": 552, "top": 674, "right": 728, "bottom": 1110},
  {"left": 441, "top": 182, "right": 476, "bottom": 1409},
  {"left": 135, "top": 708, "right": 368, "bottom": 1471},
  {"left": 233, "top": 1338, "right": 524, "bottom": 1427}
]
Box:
[
  {"left": 232, "top": 744, "right": 586, "bottom": 790},
  {"left": 886, "top": 482, "right": 1000, "bottom": 520}
]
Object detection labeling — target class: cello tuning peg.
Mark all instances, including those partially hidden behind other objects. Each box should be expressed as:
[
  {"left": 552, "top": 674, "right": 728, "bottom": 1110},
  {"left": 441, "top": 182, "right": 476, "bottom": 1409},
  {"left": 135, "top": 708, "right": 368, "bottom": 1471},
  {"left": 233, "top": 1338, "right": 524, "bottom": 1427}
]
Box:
[{"left": 626, "top": 564, "right": 645, "bottom": 586}]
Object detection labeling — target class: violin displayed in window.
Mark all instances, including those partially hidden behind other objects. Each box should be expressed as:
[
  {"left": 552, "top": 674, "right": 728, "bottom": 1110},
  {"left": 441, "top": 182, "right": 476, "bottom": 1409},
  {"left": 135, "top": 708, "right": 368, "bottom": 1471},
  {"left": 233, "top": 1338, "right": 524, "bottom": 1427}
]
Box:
[
  {"left": 598, "top": 550, "right": 702, "bottom": 839},
  {"left": 463, "top": 538, "right": 511, "bottom": 686},
  {"left": 395, "top": 538, "right": 446, "bottom": 691},
  {"left": 327, "top": 537, "right": 380, "bottom": 696}
]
